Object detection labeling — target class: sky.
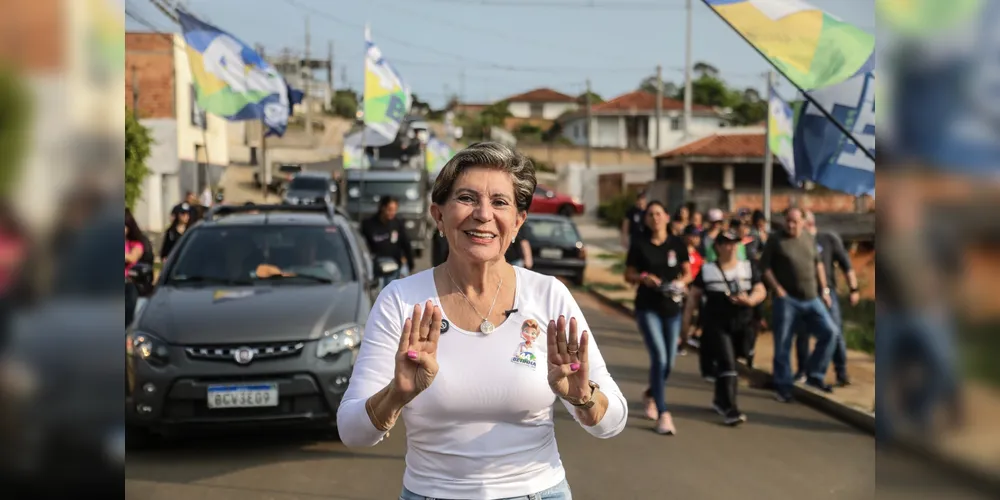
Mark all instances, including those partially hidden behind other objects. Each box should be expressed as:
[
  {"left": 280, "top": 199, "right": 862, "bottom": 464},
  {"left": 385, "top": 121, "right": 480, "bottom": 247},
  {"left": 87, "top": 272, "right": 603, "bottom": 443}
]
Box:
[{"left": 125, "top": 0, "right": 876, "bottom": 108}]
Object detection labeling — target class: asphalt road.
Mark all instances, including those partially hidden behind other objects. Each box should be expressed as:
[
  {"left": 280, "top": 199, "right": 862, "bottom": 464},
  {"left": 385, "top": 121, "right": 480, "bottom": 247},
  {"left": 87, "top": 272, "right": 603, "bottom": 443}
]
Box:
[{"left": 124, "top": 254, "right": 986, "bottom": 500}]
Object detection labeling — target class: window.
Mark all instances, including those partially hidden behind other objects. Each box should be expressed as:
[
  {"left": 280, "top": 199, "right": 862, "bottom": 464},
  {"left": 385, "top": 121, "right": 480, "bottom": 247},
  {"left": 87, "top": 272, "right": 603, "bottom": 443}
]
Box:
[
  {"left": 167, "top": 225, "right": 357, "bottom": 284},
  {"left": 524, "top": 219, "right": 581, "bottom": 246},
  {"left": 288, "top": 177, "right": 329, "bottom": 191},
  {"left": 529, "top": 103, "right": 544, "bottom": 118},
  {"left": 671, "top": 117, "right": 681, "bottom": 130}
]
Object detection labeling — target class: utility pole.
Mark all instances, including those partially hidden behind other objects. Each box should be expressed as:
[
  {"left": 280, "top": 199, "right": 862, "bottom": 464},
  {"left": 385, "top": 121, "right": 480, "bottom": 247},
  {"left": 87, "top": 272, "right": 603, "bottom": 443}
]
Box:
[
  {"left": 131, "top": 65, "right": 139, "bottom": 119},
  {"left": 327, "top": 40, "right": 334, "bottom": 93},
  {"left": 304, "top": 16, "right": 313, "bottom": 137},
  {"left": 459, "top": 68, "right": 466, "bottom": 106},
  {"left": 585, "top": 78, "right": 593, "bottom": 170},
  {"left": 655, "top": 64, "right": 663, "bottom": 152},
  {"left": 683, "top": 0, "right": 693, "bottom": 137},
  {"left": 762, "top": 70, "right": 776, "bottom": 227}
]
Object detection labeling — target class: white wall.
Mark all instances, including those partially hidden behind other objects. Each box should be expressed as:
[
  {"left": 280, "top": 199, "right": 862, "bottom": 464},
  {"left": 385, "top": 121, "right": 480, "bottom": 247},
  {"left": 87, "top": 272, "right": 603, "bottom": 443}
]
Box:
[
  {"left": 560, "top": 116, "right": 626, "bottom": 148},
  {"left": 508, "top": 101, "right": 579, "bottom": 119},
  {"left": 134, "top": 119, "right": 179, "bottom": 233}
]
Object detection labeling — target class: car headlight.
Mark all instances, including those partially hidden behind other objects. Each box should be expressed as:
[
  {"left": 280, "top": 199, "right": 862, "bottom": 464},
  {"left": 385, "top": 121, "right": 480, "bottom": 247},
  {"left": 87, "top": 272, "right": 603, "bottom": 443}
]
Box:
[
  {"left": 348, "top": 187, "right": 360, "bottom": 198},
  {"left": 572, "top": 196, "right": 582, "bottom": 204},
  {"left": 317, "top": 324, "right": 363, "bottom": 359},
  {"left": 404, "top": 220, "right": 415, "bottom": 229},
  {"left": 127, "top": 331, "right": 170, "bottom": 366},
  {"left": 286, "top": 196, "right": 300, "bottom": 204}
]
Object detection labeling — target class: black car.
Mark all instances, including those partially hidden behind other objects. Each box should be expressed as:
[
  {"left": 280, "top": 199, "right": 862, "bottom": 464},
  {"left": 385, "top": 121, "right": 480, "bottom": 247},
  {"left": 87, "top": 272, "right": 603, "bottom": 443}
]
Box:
[
  {"left": 343, "top": 167, "right": 430, "bottom": 257},
  {"left": 522, "top": 214, "right": 588, "bottom": 286},
  {"left": 125, "top": 204, "right": 396, "bottom": 443},
  {"left": 283, "top": 171, "right": 338, "bottom": 206}
]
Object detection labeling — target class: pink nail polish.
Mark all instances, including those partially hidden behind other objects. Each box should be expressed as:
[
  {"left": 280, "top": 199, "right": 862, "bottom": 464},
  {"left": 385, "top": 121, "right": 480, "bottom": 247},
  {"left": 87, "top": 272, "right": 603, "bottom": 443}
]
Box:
[
  {"left": 407, "top": 350, "right": 418, "bottom": 360},
  {"left": 570, "top": 363, "right": 580, "bottom": 371}
]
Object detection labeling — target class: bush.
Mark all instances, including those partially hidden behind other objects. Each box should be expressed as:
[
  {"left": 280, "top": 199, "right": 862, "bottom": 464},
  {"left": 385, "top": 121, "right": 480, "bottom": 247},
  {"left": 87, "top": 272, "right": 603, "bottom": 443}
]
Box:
[
  {"left": 126, "top": 107, "right": 153, "bottom": 211},
  {"left": 0, "top": 67, "right": 31, "bottom": 196},
  {"left": 527, "top": 156, "right": 555, "bottom": 173},
  {"left": 598, "top": 191, "right": 636, "bottom": 226}
]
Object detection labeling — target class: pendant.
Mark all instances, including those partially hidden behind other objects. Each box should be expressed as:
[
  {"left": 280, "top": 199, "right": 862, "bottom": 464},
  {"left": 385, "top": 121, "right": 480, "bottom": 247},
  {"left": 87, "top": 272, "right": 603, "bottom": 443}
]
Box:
[{"left": 479, "top": 320, "right": 496, "bottom": 335}]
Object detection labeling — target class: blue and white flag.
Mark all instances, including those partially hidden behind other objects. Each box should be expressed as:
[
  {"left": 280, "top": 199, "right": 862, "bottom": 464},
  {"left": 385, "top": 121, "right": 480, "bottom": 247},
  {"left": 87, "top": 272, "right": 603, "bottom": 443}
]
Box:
[
  {"left": 794, "top": 71, "right": 876, "bottom": 197},
  {"left": 767, "top": 86, "right": 796, "bottom": 183}
]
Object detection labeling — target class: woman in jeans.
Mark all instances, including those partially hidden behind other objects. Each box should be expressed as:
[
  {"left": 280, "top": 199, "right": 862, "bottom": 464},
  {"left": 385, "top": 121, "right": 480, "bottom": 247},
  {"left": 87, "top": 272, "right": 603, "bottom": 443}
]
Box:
[
  {"left": 684, "top": 230, "right": 766, "bottom": 425},
  {"left": 624, "top": 201, "right": 691, "bottom": 435}
]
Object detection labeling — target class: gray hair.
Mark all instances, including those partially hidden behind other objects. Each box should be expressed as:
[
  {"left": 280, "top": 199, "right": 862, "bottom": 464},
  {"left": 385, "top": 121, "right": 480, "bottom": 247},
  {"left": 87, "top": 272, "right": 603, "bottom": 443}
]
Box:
[{"left": 431, "top": 142, "right": 536, "bottom": 212}]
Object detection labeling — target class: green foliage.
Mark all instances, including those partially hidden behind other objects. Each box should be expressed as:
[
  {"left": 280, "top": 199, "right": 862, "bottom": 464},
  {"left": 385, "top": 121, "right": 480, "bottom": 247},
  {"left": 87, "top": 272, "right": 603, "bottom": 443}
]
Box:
[
  {"left": 638, "top": 61, "right": 769, "bottom": 126},
  {"left": 0, "top": 67, "right": 31, "bottom": 196},
  {"left": 577, "top": 91, "right": 604, "bottom": 104},
  {"left": 125, "top": 107, "right": 153, "bottom": 211},
  {"left": 597, "top": 191, "right": 637, "bottom": 226},
  {"left": 527, "top": 155, "right": 555, "bottom": 173},
  {"left": 330, "top": 89, "right": 359, "bottom": 119}
]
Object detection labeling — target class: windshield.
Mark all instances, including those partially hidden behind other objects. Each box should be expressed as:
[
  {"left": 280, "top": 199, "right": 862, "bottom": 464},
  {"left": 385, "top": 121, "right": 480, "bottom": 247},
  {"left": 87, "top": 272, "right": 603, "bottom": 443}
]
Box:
[
  {"left": 288, "top": 177, "right": 328, "bottom": 191},
  {"left": 166, "top": 225, "right": 357, "bottom": 285},
  {"left": 525, "top": 219, "right": 581, "bottom": 246},
  {"left": 278, "top": 165, "right": 302, "bottom": 174},
  {"left": 346, "top": 181, "right": 421, "bottom": 202}
]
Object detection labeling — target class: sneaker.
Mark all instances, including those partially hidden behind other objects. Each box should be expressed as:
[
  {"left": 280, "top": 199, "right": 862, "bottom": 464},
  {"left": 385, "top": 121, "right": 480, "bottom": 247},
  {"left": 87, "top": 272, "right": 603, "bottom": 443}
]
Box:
[
  {"left": 793, "top": 373, "right": 806, "bottom": 384},
  {"left": 678, "top": 347, "right": 688, "bottom": 356},
  {"left": 723, "top": 409, "right": 747, "bottom": 426},
  {"left": 805, "top": 378, "right": 834, "bottom": 393},
  {"left": 655, "top": 412, "right": 676, "bottom": 435},
  {"left": 711, "top": 401, "right": 726, "bottom": 416},
  {"left": 704, "top": 376, "right": 716, "bottom": 384},
  {"left": 644, "top": 396, "right": 658, "bottom": 421},
  {"left": 774, "top": 391, "right": 794, "bottom": 403},
  {"left": 687, "top": 337, "right": 700, "bottom": 348},
  {"left": 836, "top": 376, "right": 852, "bottom": 388}
]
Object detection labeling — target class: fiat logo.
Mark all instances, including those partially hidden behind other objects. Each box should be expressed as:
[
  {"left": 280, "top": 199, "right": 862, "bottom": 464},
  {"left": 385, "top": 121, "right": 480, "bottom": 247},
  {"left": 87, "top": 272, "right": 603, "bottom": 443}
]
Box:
[{"left": 233, "top": 347, "right": 255, "bottom": 365}]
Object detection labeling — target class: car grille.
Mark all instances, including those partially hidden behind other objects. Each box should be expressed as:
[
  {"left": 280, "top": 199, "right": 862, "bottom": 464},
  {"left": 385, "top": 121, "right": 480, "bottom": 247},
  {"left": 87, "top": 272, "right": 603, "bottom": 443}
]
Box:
[{"left": 184, "top": 342, "right": 306, "bottom": 363}]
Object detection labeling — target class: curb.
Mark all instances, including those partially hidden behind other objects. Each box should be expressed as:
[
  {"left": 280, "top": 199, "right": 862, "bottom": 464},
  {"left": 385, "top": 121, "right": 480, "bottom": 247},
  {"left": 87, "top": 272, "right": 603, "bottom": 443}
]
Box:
[
  {"left": 585, "top": 288, "right": 876, "bottom": 433},
  {"left": 586, "top": 286, "right": 1000, "bottom": 496}
]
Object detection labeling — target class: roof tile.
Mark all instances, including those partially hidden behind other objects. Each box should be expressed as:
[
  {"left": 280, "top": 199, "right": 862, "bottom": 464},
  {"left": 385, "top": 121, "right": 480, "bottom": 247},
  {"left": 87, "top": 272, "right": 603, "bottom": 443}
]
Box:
[{"left": 656, "top": 133, "right": 766, "bottom": 159}]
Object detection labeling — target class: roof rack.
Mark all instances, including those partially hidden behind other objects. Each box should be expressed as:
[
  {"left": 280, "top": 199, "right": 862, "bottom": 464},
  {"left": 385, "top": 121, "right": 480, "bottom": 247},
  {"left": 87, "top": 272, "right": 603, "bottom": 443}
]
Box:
[{"left": 206, "top": 203, "right": 351, "bottom": 222}]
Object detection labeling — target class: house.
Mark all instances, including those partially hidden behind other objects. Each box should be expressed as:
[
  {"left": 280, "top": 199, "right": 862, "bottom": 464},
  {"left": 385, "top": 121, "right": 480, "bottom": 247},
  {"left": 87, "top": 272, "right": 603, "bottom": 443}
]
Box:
[
  {"left": 649, "top": 130, "right": 872, "bottom": 223},
  {"left": 558, "top": 90, "right": 729, "bottom": 152},
  {"left": 126, "top": 32, "right": 230, "bottom": 232},
  {"left": 503, "top": 87, "right": 579, "bottom": 120}
]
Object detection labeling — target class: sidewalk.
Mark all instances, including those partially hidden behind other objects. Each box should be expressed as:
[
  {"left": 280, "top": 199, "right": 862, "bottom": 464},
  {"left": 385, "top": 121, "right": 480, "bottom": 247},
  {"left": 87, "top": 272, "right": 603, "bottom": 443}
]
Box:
[{"left": 583, "top": 261, "right": 1000, "bottom": 491}]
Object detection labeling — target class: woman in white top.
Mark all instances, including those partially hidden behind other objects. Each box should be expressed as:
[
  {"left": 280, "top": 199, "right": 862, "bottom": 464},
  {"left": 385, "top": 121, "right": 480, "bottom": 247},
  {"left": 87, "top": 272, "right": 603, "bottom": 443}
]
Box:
[{"left": 337, "top": 142, "right": 628, "bottom": 500}]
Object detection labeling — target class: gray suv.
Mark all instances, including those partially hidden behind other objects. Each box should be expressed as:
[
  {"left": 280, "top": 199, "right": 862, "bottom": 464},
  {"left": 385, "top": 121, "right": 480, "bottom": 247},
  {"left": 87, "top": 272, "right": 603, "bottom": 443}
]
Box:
[{"left": 126, "top": 204, "right": 396, "bottom": 443}]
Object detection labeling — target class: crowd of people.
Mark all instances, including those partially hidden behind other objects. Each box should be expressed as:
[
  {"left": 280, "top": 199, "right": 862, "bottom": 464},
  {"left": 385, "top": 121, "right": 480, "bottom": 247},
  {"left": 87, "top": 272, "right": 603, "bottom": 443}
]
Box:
[{"left": 619, "top": 191, "right": 859, "bottom": 433}]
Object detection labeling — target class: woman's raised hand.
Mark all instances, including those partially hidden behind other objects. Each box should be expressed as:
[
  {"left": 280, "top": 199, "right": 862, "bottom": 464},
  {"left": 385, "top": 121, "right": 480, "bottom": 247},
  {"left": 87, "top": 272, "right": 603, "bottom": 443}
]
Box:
[
  {"left": 392, "top": 300, "right": 442, "bottom": 402},
  {"left": 546, "top": 316, "right": 591, "bottom": 402}
]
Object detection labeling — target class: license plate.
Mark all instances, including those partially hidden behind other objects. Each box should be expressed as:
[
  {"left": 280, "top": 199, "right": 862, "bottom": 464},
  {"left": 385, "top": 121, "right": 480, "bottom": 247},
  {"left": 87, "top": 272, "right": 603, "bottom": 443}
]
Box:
[
  {"left": 540, "top": 248, "right": 562, "bottom": 259},
  {"left": 207, "top": 383, "right": 279, "bottom": 409}
]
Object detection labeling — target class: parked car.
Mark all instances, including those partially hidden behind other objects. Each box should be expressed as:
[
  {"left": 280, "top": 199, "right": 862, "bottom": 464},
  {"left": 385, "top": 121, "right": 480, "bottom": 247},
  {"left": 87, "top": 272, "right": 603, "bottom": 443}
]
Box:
[
  {"left": 283, "top": 171, "right": 339, "bottom": 206},
  {"left": 521, "top": 214, "right": 587, "bottom": 286},
  {"left": 529, "top": 185, "right": 585, "bottom": 217},
  {"left": 125, "top": 204, "right": 396, "bottom": 444}
]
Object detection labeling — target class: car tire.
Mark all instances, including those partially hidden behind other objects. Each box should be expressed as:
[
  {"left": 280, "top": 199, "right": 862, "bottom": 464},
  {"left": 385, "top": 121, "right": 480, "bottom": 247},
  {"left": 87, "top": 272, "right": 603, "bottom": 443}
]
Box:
[
  {"left": 558, "top": 204, "right": 575, "bottom": 217},
  {"left": 126, "top": 425, "right": 157, "bottom": 451},
  {"left": 571, "top": 271, "right": 585, "bottom": 287}
]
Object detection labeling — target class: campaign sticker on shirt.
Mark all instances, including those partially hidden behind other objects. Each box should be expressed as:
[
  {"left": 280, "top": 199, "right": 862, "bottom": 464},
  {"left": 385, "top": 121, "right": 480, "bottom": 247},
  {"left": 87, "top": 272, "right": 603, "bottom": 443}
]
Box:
[
  {"left": 633, "top": 214, "right": 642, "bottom": 224},
  {"left": 511, "top": 319, "right": 540, "bottom": 369},
  {"left": 667, "top": 250, "right": 677, "bottom": 267},
  {"left": 817, "top": 243, "right": 824, "bottom": 254},
  {"left": 440, "top": 318, "right": 450, "bottom": 334},
  {"left": 390, "top": 230, "right": 399, "bottom": 244}
]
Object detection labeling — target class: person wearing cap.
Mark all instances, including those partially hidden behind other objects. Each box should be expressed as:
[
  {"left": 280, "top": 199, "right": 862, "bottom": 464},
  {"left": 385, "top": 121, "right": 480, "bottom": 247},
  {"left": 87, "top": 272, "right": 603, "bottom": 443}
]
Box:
[
  {"left": 700, "top": 208, "right": 725, "bottom": 259},
  {"left": 620, "top": 191, "right": 648, "bottom": 251},
  {"left": 684, "top": 230, "right": 767, "bottom": 425},
  {"left": 759, "top": 207, "right": 840, "bottom": 402},
  {"left": 160, "top": 203, "right": 192, "bottom": 261}
]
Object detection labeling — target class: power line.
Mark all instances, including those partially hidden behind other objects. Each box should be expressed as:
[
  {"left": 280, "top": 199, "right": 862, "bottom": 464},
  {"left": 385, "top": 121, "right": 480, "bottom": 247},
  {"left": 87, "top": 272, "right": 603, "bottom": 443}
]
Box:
[{"left": 408, "top": 0, "right": 685, "bottom": 10}]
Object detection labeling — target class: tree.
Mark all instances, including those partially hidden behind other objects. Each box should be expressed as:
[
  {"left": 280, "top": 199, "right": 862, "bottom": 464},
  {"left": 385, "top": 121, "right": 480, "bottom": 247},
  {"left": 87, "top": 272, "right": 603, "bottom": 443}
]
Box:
[
  {"left": 637, "top": 75, "right": 677, "bottom": 99},
  {"left": 410, "top": 93, "right": 431, "bottom": 116},
  {"left": 693, "top": 61, "right": 720, "bottom": 79},
  {"left": 0, "top": 67, "right": 31, "bottom": 197},
  {"left": 330, "top": 89, "right": 359, "bottom": 119},
  {"left": 577, "top": 91, "right": 604, "bottom": 105},
  {"left": 125, "top": 107, "right": 153, "bottom": 211}
]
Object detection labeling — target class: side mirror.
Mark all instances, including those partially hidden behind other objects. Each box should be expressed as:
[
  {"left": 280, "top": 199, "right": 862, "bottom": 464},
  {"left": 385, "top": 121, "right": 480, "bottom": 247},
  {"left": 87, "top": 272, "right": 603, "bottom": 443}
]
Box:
[{"left": 374, "top": 257, "right": 399, "bottom": 277}]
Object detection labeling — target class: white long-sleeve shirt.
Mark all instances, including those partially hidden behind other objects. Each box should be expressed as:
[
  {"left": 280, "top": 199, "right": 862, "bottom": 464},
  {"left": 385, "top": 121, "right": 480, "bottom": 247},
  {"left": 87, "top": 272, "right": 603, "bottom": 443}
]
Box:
[{"left": 337, "top": 267, "right": 628, "bottom": 499}]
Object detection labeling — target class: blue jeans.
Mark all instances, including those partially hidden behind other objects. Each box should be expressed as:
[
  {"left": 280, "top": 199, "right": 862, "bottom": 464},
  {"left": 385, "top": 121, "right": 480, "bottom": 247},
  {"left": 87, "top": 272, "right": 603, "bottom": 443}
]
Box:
[
  {"left": 771, "top": 296, "right": 838, "bottom": 392},
  {"left": 635, "top": 309, "right": 682, "bottom": 414},
  {"left": 380, "top": 269, "right": 401, "bottom": 289},
  {"left": 795, "top": 295, "right": 848, "bottom": 379},
  {"left": 400, "top": 479, "right": 572, "bottom": 500},
  {"left": 875, "top": 311, "right": 959, "bottom": 444}
]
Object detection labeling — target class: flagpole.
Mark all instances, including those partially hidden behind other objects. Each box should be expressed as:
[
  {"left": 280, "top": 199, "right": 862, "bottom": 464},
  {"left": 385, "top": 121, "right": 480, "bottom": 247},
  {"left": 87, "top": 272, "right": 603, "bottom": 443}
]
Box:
[
  {"left": 700, "top": 1, "right": 875, "bottom": 163},
  {"left": 358, "top": 24, "right": 369, "bottom": 225},
  {"left": 763, "top": 71, "right": 775, "bottom": 228}
]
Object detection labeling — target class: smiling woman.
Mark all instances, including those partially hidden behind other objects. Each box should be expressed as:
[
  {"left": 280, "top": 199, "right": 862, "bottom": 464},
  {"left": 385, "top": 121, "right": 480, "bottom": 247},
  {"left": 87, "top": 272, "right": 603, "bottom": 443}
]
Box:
[{"left": 337, "top": 142, "right": 629, "bottom": 500}]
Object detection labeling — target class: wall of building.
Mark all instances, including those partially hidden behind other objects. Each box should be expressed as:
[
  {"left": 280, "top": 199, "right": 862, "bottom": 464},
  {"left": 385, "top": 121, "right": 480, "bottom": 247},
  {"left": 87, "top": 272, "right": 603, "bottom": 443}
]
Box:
[
  {"left": 133, "top": 119, "right": 179, "bottom": 233},
  {"left": 516, "top": 143, "right": 653, "bottom": 167},
  {"left": 125, "top": 33, "right": 175, "bottom": 119},
  {"left": 734, "top": 191, "right": 873, "bottom": 213},
  {"left": 509, "top": 101, "right": 578, "bottom": 120}
]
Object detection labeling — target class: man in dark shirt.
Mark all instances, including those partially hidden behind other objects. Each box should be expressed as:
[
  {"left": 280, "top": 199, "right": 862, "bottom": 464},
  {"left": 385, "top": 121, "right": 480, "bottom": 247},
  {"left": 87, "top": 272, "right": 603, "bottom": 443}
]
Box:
[
  {"left": 620, "top": 191, "right": 648, "bottom": 250},
  {"left": 361, "top": 196, "right": 413, "bottom": 286},
  {"left": 759, "top": 207, "right": 839, "bottom": 401},
  {"left": 794, "top": 211, "right": 861, "bottom": 386}
]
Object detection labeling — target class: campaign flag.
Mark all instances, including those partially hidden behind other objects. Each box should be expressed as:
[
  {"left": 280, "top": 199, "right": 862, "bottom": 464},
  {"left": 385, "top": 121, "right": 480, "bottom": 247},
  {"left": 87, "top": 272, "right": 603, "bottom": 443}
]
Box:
[
  {"left": 702, "top": 0, "right": 874, "bottom": 91},
  {"left": 425, "top": 138, "right": 456, "bottom": 177},
  {"left": 342, "top": 130, "right": 367, "bottom": 169},
  {"left": 793, "top": 71, "right": 875, "bottom": 197},
  {"left": 767, "top": 86, "right": 796, "bottom": 182},
  {"left": 177, "top": 11, "right": 298, "bottom": 136},
  {"left": 363, "top": 25, "right": 411, "bottom": 146}
]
